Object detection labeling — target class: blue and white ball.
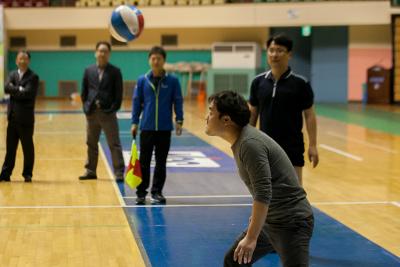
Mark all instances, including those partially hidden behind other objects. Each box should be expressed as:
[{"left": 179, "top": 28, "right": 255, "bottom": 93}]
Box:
[{"left": 109, "top": 5, "right": 144, "bottom": 43}]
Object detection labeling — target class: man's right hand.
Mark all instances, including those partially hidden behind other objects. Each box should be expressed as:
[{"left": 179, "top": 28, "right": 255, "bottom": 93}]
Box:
[{"left": 131, "top": 124, "right": 138, "bottom": 138}]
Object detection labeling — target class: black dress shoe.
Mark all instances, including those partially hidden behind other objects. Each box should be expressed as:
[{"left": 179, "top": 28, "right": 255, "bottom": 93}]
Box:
[
  {"left": 151, "top": 193, "right": 166, "bottom": 204},
  {"left": 0, "top": 176, "right": 10, "bottom": 182},
  {"left": 23, "top": 176, "right": 32, "bottom": 183},
  {"left": 135, "top": 196, "right": 146, "bottom": 205},
  {"left": 79, "top": 173, "right": 97, "bottom": 180}
]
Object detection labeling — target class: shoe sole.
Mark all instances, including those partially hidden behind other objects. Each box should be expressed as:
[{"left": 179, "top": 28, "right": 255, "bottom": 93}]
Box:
[
  {"left": 79, "top": 177, "right": 97, "bottom": 180},
  {"left": 150, "top": 199, "right": 166, "bottom": 204}
]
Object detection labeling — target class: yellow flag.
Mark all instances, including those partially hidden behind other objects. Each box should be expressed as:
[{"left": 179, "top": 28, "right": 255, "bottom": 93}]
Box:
[{"left": 125, "top": 140, "right": 142, "bottom": 188}]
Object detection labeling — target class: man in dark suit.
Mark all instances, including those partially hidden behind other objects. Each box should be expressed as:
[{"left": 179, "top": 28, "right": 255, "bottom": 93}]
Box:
[
  {"left": 0, "top": 50, "right": 39, "bottom": 183},
  {"left": 79, "top": 41, "right": 125, "bottom": 182}
]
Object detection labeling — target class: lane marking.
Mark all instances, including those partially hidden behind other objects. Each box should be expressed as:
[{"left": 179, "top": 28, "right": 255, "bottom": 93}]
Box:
[
  {"left": 391, "top": 201, "right": 400, "bottom": 208},
  {"left": 319, "top": 144, "right": 363, "bottom": 161},
  {"left": 326, "top": 131, "right": 398, "bottom": 154},
  {"left": 1, "top": 200, "right": 399, "bottom": 209},
  {"left": 99, "top": 142, "right": 125, "bottom": 206},
  {"left": 123, "top": 195, "right": 252, "bottom": 199}
]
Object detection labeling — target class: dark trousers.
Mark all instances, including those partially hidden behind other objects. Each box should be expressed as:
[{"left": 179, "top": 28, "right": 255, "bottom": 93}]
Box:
[
  {"left": 137, "top": 131, "right": 171, "bottom": 197},
  {"left": 224, "top": 216, "right": 314, "bottom": 267},
  {"left": 0, "top": 120, "right": 34, "bottom": 179},
  {"left": 85, "top": 110, "right": 125, "bottom": 177}
]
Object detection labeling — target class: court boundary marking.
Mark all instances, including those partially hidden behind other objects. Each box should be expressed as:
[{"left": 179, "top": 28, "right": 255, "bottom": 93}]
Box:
[
  {"left": 1, "top": 200, "right": 399, "bottom": 209},
  {"left": 99, "top": 142, "right": 151, "bottom": 267},
  {"left": 319, "top": 144, "right": 363, "bottom": 161},
  {"left": 99, "top": 143, "right": 125, "bottom": 206},
  {"left": 326, "top": 131, "right": 398, "bottom": 154}
]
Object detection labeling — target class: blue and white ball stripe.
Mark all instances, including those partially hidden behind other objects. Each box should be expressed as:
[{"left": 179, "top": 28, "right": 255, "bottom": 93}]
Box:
[{"left": 110, "top": 5, "right": 144, "bottom": 42}]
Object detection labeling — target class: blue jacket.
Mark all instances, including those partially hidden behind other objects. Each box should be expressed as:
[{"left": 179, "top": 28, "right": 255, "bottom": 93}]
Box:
[{"left": 132, "top": 71, "right": 184, "bottom": 131}]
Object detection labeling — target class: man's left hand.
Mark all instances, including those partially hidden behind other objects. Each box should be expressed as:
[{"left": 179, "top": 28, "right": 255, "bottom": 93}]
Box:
[
  {"left": 175, "top": 123, "right": 183, "bottom": 136},
  {"left": 233, "top": 236, "right": 257, "bottom": 265},
  {"left": 308, "top": 146, "right": 319, "bottom": 168}
]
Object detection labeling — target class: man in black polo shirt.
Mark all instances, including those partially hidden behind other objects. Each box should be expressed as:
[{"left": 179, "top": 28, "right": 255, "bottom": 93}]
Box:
[{"left": 249, "top": 34, "right": 319, "bottom": 185}]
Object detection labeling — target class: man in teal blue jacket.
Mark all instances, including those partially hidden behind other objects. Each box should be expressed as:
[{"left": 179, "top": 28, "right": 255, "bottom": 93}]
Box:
[{"left": 131, "top": 46, "right": 184, "bottom": 205}]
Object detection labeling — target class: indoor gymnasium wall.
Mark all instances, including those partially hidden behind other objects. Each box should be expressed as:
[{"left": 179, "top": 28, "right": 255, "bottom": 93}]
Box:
[
  {"left": 6, "top": 28, "right": 268, "bottom": 97},
  {"left": 4, "top": 2, "right": 390, "bottom": 30},
  {"left": 4, "top": 4, "right": 392, "bottom": 101},
  {"left": 394, "top": 16, "right": 400, "bottom": 103},
  {"left": 348, "top": 25, "right": 392, "bottom": 101},
  {"left": 7, "top": 49, "right": 212, "bottom": 97},
  {"left": 7, "top": 28, "right": 268, "bottom": 50},
  {"left": 311, "top": 26, "right": 349, "bottom": 103}
]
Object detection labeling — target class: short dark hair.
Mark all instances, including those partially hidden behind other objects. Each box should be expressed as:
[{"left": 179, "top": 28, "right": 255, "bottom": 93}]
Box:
[
  {"left": 208, "top": 91, "right": 250, "bottom": 128},
  {"left": 266, "top": 34, "right": 293, "bottom": 52},
  {"left": 17, "top": 49, "right": 31, "bottom": 59},
  {"left": 96, "top": 41, "right": 111, "bottom": 52},
  {"left": 149, "top": 46, "right": 166, "bottom": 60}
]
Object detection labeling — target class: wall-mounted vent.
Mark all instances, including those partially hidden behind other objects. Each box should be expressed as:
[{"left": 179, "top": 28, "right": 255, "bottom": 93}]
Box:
[
  {"left": 161, "top": 35, "right": 178, "bottom": 46},
  {"left": 60, "top": 36, "right": 76, "bottom": 47},
  {"left": 10, "top": 36, "right": 26, "bottom": 48}
]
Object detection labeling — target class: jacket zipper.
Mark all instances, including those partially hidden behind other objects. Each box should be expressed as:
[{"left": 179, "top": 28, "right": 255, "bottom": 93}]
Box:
[{"left": 145, "top": 73, "right": 165, "bottom": 131}]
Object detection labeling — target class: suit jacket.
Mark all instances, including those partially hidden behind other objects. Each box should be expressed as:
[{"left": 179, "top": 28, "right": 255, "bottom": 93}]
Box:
[
  {"left": 81, "top": 63, "right": 123, "bottom": 115},
  {"left": 5, "top": 68, "right": 39, "bottom": 125}
]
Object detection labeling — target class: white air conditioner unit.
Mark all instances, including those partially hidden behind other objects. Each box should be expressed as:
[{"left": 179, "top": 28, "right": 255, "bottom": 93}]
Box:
[{"left": 211, "top": 42, "right": 261, "bottom": 69}]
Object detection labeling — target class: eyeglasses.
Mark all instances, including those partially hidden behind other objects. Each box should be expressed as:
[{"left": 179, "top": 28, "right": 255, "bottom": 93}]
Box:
[{"left": 267, "top": 48, "right": 288, "bottom": 55}]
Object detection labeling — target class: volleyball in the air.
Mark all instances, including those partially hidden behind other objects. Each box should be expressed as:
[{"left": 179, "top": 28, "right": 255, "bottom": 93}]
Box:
[{"left": 109, "top": 5, "right": 144, "bottom": 42}]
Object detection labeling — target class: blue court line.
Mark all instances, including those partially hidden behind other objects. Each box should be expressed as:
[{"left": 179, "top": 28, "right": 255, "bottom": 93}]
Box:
[{"left": 100, "top": 122, "right": 400, "bottom": 267}]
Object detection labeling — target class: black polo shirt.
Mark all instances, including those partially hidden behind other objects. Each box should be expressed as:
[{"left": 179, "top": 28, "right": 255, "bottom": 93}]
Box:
[{"left": 249, "top": 67, "right": 314, "bottom": 155}]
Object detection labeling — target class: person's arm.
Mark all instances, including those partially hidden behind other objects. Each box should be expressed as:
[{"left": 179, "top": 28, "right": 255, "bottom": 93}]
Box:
[
  {"left": 248, "top": 78, "right": 259, "bottom": 127},
  {"left": 4, "top": 72, "right": 18, "bottom": 94},
  {"left": 131, "top": 79, "right": 143, "bottom": 137},
  {"left": 104, "top": 68, "right": 123, "bottom": 113},
  {"left": 249, "top": 104, "right": 258, "bottom": 127},
  {"left": 304, "top": 106, "right": 319, "bottom": 168},
  {"left": 234, "top": 200, "right": 268, "bottom": 264},
  {"left": 6, "top": 73, "right": 38, "bottom": 100},
  {"left": 234, "top": 140, "right": 272, "bottom": 264},
  {"left": 113, "top": 69, "right": 123, "bottom": 112},
  {"left": 173, "top": 78, "right": 184, "bottom": 136},
  {"left": 81, "top": 69, "right": 88, "bottom": 103}
]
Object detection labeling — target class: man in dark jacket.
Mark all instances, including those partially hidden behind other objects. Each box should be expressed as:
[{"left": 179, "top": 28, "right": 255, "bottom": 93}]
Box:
[
  {"left": 79, "top": 41, "right": 125, "bottom": 182},
  {"left": 0, "top": 50, "right": 39, "bottom": 182},
  {"left": 131, "top": 46, "right": 184, "bottom": 205}
]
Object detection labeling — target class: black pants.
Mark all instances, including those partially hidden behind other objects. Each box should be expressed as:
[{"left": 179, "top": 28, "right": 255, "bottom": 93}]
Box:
[
  {"left": 224, "top": 216, "right": 314, "bottom": 267},
  {"left": 0, "top": 120, "right": 34, "bottom": 179},
  {"left": 137, "top": 131, "right": 171, "bottom": 197},
  {"left": 85, "top": 110, "right": 125, "bottom": 177}
]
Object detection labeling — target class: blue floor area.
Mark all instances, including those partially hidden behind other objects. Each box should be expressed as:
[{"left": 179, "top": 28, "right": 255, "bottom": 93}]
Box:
[
  {"left": 125, "top": 207, "right": 400, "bottom": 267},
  {"left": 101, "top": 117, "right": 400, "bottom": 267}
]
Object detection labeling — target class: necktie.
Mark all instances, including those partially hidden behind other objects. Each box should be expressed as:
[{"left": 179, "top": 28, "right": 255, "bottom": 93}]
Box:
[{"left": 98, "top": 68, "right": 104, "bottom": 82}]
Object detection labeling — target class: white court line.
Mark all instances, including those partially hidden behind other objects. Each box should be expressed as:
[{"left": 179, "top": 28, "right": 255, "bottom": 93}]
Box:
[
  {"left": 99, "top": 142, "right": 125, "bottom": 206},
  {"left": 36, "top": 158, "right": 85, "bottom": 161},
  {"left": 326, "top": 131, "right": 398, "bottom": 154},
  {"left": 36, "top": 131, "right": 85, "bottom": 135},
  {"left": 119, "top": 131, "right": 192, "bottom": 137},
  {"left": 123, "top": 195, "right": 252, "bottom": 199},
  {"left": 35, "top": 114, "right": 53, "bottom": 125},
  {"left": 313, "top": 201, "right": 394, "bottom": 206},
  {"left": 391, "top": 201, "right": 400, "bottom": 208},
  {"left": 0, "top": 205, "right": 124, "bottom": 209},
  {"left": 1, "top": 201, "right": 399, "bottom": 209},
  {"left": 319, "top": 144, "right": 363, "bottom": 161}
]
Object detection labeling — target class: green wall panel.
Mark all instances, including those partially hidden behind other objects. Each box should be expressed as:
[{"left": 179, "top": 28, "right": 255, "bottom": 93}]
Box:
[{"left": 8, "top": 50, "right": 212, "bottom": 97}]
